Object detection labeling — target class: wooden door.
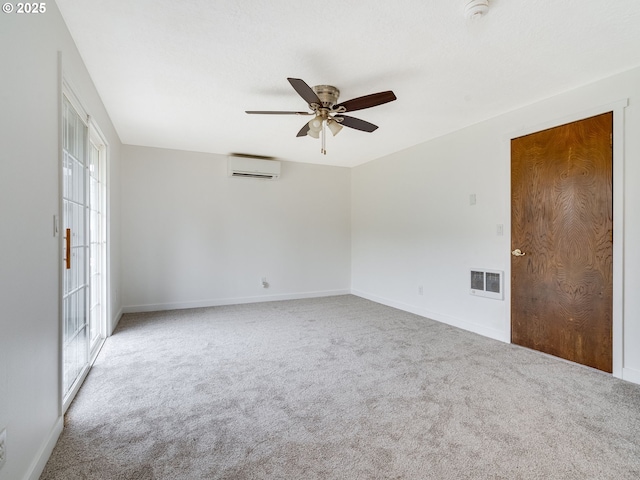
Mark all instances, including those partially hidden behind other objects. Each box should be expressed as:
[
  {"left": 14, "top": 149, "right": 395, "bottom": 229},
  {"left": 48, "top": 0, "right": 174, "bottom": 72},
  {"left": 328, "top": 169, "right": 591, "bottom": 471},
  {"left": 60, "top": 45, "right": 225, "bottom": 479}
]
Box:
[{"left": 511, "top": 112, "right": 613, "bottom": 373}]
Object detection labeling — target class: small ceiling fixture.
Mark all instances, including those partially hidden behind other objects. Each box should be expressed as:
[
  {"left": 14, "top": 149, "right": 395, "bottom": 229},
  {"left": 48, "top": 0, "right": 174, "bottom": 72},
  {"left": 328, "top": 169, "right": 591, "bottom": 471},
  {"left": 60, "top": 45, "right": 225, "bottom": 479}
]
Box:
[
  {"left": 246, "top": 78, "right": 397, "bottom": 155},
  {"left": 465, "top": 0, "right": 489, "bottom": 20}
]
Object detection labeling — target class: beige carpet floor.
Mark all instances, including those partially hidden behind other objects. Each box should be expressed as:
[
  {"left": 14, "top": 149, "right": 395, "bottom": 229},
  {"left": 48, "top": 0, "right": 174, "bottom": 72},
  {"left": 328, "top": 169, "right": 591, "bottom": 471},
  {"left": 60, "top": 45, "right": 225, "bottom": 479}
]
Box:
[{"left": 41, "top": 295, "right": 640, "bottom": 479}]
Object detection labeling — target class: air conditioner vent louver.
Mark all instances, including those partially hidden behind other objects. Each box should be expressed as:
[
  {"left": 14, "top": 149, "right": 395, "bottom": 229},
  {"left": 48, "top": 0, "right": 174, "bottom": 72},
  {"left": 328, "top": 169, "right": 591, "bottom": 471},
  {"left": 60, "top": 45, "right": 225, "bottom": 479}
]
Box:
[
  {"left": 228, "top": 156, "right": 281, "bottom": 180},
  {"left": 231, "top": 172, "right": 276, "bottom": 179}
]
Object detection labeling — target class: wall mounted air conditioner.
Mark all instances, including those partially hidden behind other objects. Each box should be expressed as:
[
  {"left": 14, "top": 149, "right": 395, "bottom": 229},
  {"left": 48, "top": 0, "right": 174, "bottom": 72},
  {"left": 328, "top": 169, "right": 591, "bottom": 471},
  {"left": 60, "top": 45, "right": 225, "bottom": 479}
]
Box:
[{"left": 227, "top": 156, "right": 281, "bottom": 180}]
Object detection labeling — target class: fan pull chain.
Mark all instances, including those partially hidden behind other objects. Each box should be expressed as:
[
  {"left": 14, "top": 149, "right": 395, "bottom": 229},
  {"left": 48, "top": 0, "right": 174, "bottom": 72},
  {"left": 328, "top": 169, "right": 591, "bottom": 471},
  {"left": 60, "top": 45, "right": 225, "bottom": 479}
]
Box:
[{"left": 321, "top": 119, "right": 327, "bottom": 155}]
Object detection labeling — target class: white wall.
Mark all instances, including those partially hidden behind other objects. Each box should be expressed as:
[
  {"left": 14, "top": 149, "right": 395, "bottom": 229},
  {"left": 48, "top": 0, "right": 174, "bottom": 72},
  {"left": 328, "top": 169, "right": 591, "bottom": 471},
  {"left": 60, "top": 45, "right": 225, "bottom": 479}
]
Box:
[
  {"left": 352, "top": 66, "right": 640, "bottom": 383},
  {"left": 121, "top": 147, "right": 351, "bottom": 311},
  {"left": 0, "top": 3, "right": 122, "bottom": 479}
]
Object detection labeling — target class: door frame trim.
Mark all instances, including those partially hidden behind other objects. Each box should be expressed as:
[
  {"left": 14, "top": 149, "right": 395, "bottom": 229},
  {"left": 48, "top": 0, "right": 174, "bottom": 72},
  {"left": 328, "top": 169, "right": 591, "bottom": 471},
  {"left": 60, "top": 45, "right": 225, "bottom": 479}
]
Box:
[
  {"left": 506, "top": 98, "right": 628, "bottom": 379},
  {"left": 88, "top": 119, "right": 109, "bottom": 364}
]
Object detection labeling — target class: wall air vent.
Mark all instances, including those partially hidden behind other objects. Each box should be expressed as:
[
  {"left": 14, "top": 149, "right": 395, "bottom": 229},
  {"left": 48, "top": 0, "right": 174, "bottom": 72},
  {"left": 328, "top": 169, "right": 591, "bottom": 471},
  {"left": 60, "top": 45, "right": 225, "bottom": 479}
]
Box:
[
  {"left": 228, "top": 155, "right": 281, "bottom": 180},
  {"left": 470, "top": 269, "right": 503, "bottom": 300}
]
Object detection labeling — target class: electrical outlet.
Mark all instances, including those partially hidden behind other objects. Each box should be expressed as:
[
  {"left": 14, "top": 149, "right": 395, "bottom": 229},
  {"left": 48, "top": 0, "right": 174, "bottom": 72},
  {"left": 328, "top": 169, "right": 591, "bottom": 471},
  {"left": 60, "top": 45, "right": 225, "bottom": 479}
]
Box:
[
  {"left": 0, "top": 428, "right": 7, "bottom": 470},
  {"left": 418, "top": 285, "right": 424, "bottom": 295}
]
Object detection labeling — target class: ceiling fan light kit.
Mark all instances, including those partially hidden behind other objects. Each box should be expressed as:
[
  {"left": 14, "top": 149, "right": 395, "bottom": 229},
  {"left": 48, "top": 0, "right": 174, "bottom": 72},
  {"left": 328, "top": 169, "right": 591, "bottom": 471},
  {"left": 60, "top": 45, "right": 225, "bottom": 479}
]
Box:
[
  {"left": 308, "top": 116, "right": 324, "bottom": 133},
  {"left": 246, "top": 78, "right": 397, "bottom": 155},
  {"left": 327, "top": 118, "right": 343, "bottom": 136}
]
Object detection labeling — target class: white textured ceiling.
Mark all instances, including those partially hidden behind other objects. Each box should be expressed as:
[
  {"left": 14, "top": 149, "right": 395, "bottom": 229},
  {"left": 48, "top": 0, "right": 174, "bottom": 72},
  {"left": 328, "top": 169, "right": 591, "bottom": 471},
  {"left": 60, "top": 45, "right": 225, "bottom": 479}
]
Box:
[{"left": 56, "top": 0, "right": 640, "bottom": 167}]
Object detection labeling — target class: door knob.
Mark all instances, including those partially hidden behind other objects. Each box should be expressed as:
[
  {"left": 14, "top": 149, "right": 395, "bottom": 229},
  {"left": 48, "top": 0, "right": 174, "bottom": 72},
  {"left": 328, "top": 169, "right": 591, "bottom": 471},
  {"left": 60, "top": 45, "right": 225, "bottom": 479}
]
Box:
[{"left": 511, "top": 249, "right": 526, "bottom": 257}]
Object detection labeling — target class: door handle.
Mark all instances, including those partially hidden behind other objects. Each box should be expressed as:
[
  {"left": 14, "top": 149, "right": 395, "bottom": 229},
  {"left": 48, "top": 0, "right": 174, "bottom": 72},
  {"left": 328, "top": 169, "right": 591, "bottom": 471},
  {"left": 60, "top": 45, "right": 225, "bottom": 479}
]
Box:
[
  {"left": 65, "top": 228, "right": 71, "bottom": 269},
  {"left": 511, "top": 248, "right": 526, "bottom": 257}
]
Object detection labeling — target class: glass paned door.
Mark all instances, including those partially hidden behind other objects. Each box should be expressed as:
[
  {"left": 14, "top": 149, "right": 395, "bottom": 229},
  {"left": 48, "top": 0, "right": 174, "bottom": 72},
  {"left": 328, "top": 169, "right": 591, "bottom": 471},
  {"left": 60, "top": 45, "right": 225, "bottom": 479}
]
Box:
[{"left": 62, "top": 95, "right": 90, "bottom": 401}]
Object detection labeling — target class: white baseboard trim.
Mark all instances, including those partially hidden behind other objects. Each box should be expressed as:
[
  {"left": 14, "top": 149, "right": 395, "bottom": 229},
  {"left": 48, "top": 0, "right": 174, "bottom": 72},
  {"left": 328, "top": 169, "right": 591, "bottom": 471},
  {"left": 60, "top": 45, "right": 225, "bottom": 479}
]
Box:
[
  {"left": 109, "top": 307, "right": 124, "bottom": 335},
  {"left": 351, "top": 289, "right": 510, "bottom": 343},
  {"left": 25, "top": 416, "right": 63, "bottom": 480},
  {"left": 622, "top": 367, "right": 640, "bottom": 385},
  {"left": 122, "top": 289, "right": 352, "bottom": 314}
]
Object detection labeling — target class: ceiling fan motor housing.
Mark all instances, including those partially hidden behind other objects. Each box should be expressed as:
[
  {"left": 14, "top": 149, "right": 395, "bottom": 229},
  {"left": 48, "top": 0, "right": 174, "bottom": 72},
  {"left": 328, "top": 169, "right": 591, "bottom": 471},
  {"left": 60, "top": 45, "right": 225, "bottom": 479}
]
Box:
[{"left": 313, "top": 85, "right": 340, "bottom": 108}]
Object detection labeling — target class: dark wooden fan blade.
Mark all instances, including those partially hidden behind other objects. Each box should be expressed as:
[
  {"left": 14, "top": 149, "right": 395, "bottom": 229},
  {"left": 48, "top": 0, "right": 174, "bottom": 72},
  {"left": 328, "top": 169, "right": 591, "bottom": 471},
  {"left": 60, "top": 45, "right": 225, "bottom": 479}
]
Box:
[
  {"left": 296, "top": 122, "right": 310, "bottom": 137},
  {"left": 335, "top": 115, "right": 378, "bottom": 132},
  {"left": 334, "top": 91, "right": 396, "bottom": 113},
  {"left": 287, "top": 78, "right": 321, "bottom": 106},
  {"left": 246, "top": 110, "right": 312, "bottom": 115}
]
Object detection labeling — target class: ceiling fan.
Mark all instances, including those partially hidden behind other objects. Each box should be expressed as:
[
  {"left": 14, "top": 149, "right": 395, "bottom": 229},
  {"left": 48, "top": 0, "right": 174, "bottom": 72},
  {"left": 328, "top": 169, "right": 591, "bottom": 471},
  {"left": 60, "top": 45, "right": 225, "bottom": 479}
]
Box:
[{"left": 246, "top": 78, "right": 397, "bottom": 155}]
